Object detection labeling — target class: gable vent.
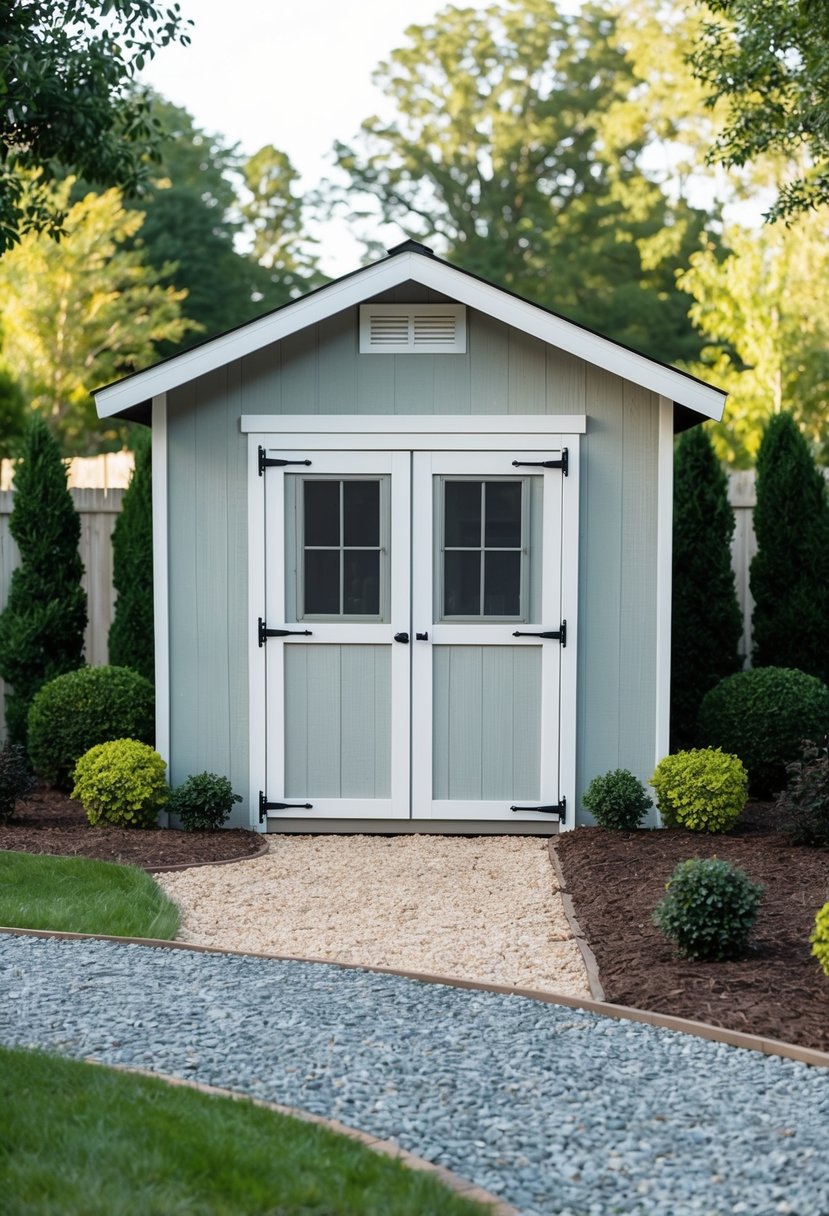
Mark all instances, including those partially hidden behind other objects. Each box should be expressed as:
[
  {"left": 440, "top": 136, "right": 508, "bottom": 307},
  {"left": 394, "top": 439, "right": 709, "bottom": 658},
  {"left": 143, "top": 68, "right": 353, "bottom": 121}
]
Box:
[{"left": 360, "top": 304, "right": 466, "bottom": 354}]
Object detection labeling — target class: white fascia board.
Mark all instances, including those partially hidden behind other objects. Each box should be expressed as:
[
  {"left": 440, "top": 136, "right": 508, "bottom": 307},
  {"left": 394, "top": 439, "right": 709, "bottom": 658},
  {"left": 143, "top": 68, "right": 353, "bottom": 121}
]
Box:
[
  {"left": 240, "top": 414, "right": 587, "bottom": 434},
  {"left": 95, "top": 251, "right": 726, "bottom": 422}
]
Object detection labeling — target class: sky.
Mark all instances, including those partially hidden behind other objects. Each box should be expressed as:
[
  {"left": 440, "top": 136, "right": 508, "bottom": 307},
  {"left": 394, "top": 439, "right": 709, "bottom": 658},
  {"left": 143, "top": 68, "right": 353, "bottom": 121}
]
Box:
[{"left": 140, "top": 0, "right": 502, "bottom": 275}]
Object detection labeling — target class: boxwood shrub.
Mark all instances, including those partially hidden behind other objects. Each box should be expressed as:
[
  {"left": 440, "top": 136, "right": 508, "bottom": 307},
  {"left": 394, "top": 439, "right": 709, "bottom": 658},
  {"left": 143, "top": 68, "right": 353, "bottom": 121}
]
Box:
[
  {"left": 27, "top": 665, "right": 155, "bottom": 789},
  {"left": 581, "top": 768, "right": 652, "bottom": 830},
  {"left": 168, "top": 772, "right": 242, "bottom": 831},
  {"left": 72, "top": 739, "right": 168, "bottom": 828},
  {"left": 653, "top": 857, "right": 763, "bottom": 961},
  {"left": 650, "top": 748, "right": 747, "bottom": 833},
  {"left": 697, "top": 666, "right": 829, "bottom": 798}
]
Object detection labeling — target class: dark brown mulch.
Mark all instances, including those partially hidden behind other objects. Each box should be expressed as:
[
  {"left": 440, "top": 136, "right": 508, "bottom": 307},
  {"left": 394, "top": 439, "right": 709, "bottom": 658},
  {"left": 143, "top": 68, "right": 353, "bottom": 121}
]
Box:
[
  {"left": 555, "top": 802, "right": 829, "bottom": 1054},
  {"left": 0, "top": 785, "right": 264, "bottom": 871}
]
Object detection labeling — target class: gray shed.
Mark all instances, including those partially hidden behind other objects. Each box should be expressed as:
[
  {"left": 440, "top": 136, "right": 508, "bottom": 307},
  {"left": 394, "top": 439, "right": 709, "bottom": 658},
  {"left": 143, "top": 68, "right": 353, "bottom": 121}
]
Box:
[{"left": 94, "top": 240, "right": 725, "bottom": 834}]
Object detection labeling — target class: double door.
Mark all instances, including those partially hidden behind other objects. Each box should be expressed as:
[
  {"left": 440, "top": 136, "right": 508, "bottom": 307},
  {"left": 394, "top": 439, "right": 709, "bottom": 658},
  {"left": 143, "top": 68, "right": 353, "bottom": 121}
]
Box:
[{"left": 261, "top": 449, "right": 566, "bottom": 823}]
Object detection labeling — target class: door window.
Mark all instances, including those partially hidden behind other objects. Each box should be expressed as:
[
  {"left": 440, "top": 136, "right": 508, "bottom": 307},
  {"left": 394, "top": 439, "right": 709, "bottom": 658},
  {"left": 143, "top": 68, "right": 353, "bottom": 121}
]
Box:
[
  {"left": 295, "top": 476, "right": 389, "bottom": 620},
  {"left": 439, "top": 478, "right": 528, "bottom": 620}
]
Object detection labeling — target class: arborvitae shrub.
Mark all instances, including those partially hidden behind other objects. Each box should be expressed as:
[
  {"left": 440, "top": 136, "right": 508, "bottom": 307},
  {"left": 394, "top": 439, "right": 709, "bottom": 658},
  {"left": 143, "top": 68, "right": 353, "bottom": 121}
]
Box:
[
  {"left": 776, "top": 741, "right": 829, "bottom": 847},
  {"left": 652, "top": 857, "right": 763, "bottom": 961},
  {"left": 671, "top": 427, "right": 742, "bottom": 749},
  {"left": 72, "top": 739, "right": 168, "bottom": 828},
  {"left": 108, "top": 429, "right": 154, "bottom": 682},
  {"left": 697, "top": 667, "right": 829, "bottom": 798},
  {"left": 168, "top": 772, "right": 242, "bottom": 831},
  {"left": 581, "top": 768, "right": 652, "bottom": 830},
  {"left": 750, "top": 413, "right": 829, "bottom": 684},
  {"left": 0, "top": 417, "right": 87, "bottom": 746},
  {"left": 27, "top": 665, "right": 155, "bottom": 790},
  {"left": 650, "top": 748, "right": 747, "bottom": 832},
  {"left": 812, "top": 904, "right": 829, "bottom": 978}
]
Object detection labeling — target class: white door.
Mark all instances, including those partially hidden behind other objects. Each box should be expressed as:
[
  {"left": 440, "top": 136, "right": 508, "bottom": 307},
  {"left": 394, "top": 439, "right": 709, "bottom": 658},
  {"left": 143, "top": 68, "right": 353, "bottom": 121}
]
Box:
[{"left": 261, "top": 447, "right": 566, "bottom": 823}]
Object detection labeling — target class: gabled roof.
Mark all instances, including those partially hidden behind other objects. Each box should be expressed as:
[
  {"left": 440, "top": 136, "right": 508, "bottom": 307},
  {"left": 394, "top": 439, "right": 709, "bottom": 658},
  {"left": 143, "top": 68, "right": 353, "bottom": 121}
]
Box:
[{"left": 94, "top": 239, "right": 726, "bottom": 422}]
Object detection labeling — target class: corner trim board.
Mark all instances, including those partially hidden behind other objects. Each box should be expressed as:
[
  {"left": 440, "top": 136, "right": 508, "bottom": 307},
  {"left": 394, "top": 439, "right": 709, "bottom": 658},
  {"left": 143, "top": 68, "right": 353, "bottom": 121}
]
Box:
[{"left": 151, "top": 393, "right": 170, "bottom": 772}]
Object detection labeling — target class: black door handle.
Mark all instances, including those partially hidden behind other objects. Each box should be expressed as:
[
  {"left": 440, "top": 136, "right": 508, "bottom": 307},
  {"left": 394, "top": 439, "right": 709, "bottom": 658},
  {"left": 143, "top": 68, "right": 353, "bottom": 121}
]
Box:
[
  {"left": 394, "top": 632, "right": 409, "bottom": 643},
  {"left": 416, "top": 632, "right": 429, "bottom": 641}
]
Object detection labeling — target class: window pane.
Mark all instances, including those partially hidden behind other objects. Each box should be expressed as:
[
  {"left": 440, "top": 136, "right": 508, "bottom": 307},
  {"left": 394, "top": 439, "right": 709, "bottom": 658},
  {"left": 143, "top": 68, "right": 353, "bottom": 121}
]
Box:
[
  {"left": 304, "top": 550, "right": 340, "bottom": 614},
  {"left": 444, "top": 481, "right": 482, "bottom": 547},
  {"left": 304, "top": 481, "right": 340, "bottom": 546},
  {"left": 484, "top": 551, "right": 521, "bottom": 616},
  {"left": 485, "top": 481, "right": 522, "bottom": 548},
  {"left": 444, "top": 550, "right": 481, "bottom": 616},
  {"left": 343, "top": 550, "right": 380, "bottom": 615},
  {"left": 343, "top": 481, "right": 380, "bottom": 546}
]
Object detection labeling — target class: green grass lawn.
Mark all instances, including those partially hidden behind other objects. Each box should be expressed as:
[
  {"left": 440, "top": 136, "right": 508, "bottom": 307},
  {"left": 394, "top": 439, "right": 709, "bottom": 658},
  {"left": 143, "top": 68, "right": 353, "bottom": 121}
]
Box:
[
  {"left": 0, "top": 850, "right": 180, "bottom": 938},
  {"left": 0, "top": 1046, "right": 489, "bottom": 1216}
]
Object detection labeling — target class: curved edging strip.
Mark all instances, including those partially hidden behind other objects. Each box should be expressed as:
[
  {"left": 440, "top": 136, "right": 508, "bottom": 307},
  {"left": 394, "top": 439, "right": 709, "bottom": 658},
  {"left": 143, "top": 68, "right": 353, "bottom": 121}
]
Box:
[
  {"left": 2, "top": 926, "right": 828, "bottom": 1071},
  {"left": 79, "top": 1060, "right": 516, "bottom": 1216},
  {"left": 547, "top": 838, "right": 605, "bottom": 1001},
  {"left": 145, "top": 835, "right": 271, "bottom": 873}
]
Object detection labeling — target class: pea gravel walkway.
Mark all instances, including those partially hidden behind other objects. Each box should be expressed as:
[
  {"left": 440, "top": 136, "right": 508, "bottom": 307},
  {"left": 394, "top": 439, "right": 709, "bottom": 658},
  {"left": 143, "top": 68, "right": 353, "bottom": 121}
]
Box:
[{"left": 2, "top": 934, "right": 827, "bottom": 1216}]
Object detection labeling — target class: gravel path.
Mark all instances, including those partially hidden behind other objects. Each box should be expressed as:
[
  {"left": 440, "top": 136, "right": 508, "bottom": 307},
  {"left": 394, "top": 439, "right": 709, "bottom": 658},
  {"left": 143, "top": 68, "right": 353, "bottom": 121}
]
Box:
[{"left": 2, "top": 934, "right": 827, "bottom": 1216}]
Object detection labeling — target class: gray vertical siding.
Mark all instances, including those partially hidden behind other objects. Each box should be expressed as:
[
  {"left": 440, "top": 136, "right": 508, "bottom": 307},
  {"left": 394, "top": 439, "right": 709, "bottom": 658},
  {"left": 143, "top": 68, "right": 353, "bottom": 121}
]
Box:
[{"left": 166, "top": 296, "right": 661, "bottom": 826}]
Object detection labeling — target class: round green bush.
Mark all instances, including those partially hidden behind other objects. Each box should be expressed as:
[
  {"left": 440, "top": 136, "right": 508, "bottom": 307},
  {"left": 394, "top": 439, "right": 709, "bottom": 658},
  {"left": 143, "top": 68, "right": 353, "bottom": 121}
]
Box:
[
  {"left": 581, "top": 768, "right": 653, "bottom": 830},
  {"left": 652, "top": 857, "right": 763, "bottom": 961},
  {"left": 811, "top": 903, "right": 829, "bottom": 978},
  {"left": 27, "top": 665, "right": 155, "bottom": 789},
  {"left": 168, "top": 772, "right": 242, "bottom": 831},
  {"left": 72, "top": 739, "right": 168, "bottom": 828},
  {"left": 650, "top": 748, "right": 747, "bottom": 832},
  {"left": 697, "top": 666, "right": 829, "bottom": 799}
]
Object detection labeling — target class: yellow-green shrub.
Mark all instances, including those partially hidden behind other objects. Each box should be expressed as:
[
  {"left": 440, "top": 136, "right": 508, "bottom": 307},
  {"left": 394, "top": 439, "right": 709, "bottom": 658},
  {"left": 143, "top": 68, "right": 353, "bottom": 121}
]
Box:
[
  {"left": 811, "top": 903, "right": 829, "bottom": 978},
  {"left": 650, "top": 747, "right": 748, "bottom": 833},
  {"left": 72, "top": 739, "right": 168, "bottom": 829}
]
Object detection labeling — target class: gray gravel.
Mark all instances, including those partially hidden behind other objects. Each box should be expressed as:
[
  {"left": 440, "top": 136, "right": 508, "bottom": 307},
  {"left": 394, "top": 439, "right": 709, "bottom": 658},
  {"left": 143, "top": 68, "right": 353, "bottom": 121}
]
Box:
[{"left": 1, "top": 934, "right": 827, "bottom": 1216}]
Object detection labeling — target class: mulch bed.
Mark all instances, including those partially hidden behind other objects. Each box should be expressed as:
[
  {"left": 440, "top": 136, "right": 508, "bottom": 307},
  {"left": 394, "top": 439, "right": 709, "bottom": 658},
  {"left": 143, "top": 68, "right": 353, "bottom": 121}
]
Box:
[
  {"left": 555, "top": 802, "right": 829, "bottom": 1054},
  {"left": 3, "top": 790, "right": 827, "bottom": 1054}
]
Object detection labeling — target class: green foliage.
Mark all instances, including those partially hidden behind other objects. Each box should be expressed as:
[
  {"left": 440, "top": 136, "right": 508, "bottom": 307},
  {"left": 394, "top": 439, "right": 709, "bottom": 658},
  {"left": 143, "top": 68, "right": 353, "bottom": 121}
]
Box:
[
  {"left": 0, "top": 366, "right": 26, "bottom": 459},
  {"left": 241, "top": 144, "right": 328, "bottom": 300},
  {"left": 0, "top": 2, "right": 192, "bottom": 251},
  {"left": 581, "top": 768, "right": 653, "bottom": 830},
  {"left": 688, "top": 0, "right": 829, "bottom": 220},
  {"left": 0, "top": 744, "right": 35, "bottom": 822},
  {"left": 0, "top": 850, "right": 179, "bottom": 938},
  {"left": 698, "top": 667, "right": 829, "bottom": 799},
  {"left": 750, "top": 414, "right": 829, "bottom": 679},
  {"left": 108, "top": 432, "right": 154, "bottom": 681},
  {"left": 0, "top": 418, "right": 87, "bottom": 746},
  {"left": 72, "top": 738, "right": 168, "bottom": 829},
  {"left": 776, "top": 740, "right": 829, "bottom": 848},
  {"left": 27, "top": 665, "right": 154, "bottom": 790},
  {"left": 652, "top": 856, "right": 763, "bottom": 961},
  {"left": 671, "top": 428, "right": 742, "bottom": 748},
  {"left": 650, "top": 748, "right": 748, "bottom": 832},
  {"left": 812, "top": 903, "right": 829, "bottom": 978},
  {"left": 168, "top": 772, "right": 242, "bottom": 832}
]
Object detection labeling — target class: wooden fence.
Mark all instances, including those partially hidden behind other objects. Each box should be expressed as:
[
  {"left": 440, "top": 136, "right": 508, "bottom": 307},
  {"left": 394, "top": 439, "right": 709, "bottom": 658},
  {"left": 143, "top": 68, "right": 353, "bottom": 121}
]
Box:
[{"left": 728, "top": 470, "right": 759, "bottom": 667}]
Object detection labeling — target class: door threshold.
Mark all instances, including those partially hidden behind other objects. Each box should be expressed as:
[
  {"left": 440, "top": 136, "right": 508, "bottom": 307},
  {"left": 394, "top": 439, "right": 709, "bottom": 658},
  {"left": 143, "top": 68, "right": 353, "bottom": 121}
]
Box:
[{"left": 264, "top": 818, "right": 560, "bottom": 836}]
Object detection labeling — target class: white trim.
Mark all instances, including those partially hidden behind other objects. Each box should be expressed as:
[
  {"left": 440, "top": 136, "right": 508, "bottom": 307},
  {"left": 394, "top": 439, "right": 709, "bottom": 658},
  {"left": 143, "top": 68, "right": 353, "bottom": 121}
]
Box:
[
  {"left": 247, "top": 434, "right": 267, "bottom": 832},
  {"left": 243, "top": 414, "right": 587, "bottom": 435},
  {"left": 654, "top": 397, "right": 674, "bottom": 816},
  {"left": 151, "top": 395, "right": 170, "bottom": 776},
  {"left": 558, "top": 434, "right": 580, "bottom": 831},
  {"left": 95, "top": 251, "right": 726, "bottom": 421}
]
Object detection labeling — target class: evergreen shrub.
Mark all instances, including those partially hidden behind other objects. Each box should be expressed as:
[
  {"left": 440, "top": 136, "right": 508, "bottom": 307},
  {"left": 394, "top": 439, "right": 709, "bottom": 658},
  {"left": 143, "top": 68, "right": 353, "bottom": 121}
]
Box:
[
  {"left": 650, "top": 748, "right": 747, "bottom": 832},
  {"left": 776, "top": 740, "right": 829, "bottom": 847},
  {"left": 697, "top": 666, "right": 829, "bottom": 798},
  {"left": 168, "top": 772, "right": 242, "bottom": 831},
  {"left": 652, "top": 857, "right": 763, "bottom": 961},
  {"left": 0, "top": 417, "right": 87, "bottom": 746},
  {"left": 671, "top": 427, "right": 742, "bottom": 750},
  {"left": 0, "top": 743, "right": 35, "bottom": 822},
  {"left": 750, "top": 412, "right": 829, "bottom": 685},
  {"left": 72, "top": 739, "right": 168, "bottom": 828},
  {"left": 811, "top": 904, "right": 829, "bottom": 979},
  {"left": 581, "top": 768, "right": 652, "bottom": 830},
  {"left": 27, "top": 665, "right": 154, "bottom": 790},
  {"left": 108, "top": 429, "right": 154, "bottom": 682}
]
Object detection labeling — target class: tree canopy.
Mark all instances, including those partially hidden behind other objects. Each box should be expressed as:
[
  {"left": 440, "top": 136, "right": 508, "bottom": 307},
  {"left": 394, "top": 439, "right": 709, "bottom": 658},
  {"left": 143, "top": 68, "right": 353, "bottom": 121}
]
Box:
[{"left": 0, "top": 1, "right": 192, "bottom": 251}]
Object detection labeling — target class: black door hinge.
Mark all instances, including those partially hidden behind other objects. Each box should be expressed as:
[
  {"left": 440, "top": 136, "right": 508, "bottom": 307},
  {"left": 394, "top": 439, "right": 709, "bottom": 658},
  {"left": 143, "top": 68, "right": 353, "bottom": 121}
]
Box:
[
  {"left": 512, "top": 448, "right": 568, "bottom": 476},
  {"left": 258, "top": 446, "right": 312, "bottom": 476},
  {"left": 510, "top": 798, "right": 566, "bottom": 821},
  {"left": 512, "top": 621, "right": 566, "bottom": 646},
  {"left": 258, "top": 618, "right": 313, "bottom": 646},
  {"left": 259, "top": 792, "right": 313, "bottom": 823}
]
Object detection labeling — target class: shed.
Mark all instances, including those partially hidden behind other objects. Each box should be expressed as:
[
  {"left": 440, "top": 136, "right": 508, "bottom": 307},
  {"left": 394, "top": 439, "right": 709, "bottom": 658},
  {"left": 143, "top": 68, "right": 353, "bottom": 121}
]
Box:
[{"left": 94, "top": 240, "right": 726, "bottom": 834}]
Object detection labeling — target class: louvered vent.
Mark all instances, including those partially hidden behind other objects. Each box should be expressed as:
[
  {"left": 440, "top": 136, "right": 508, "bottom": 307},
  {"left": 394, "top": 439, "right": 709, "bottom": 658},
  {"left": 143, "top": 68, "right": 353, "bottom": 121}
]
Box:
[{"left": 360, "top": 304, "right": 466, "bottom": 353}]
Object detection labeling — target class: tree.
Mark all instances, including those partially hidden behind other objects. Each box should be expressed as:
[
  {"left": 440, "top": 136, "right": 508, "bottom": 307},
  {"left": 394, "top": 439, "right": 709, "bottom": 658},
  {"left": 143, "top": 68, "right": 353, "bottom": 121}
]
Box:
[
  {"left": 0, "top": 417, "right": 87, "bottom": 747},
  {"left": 688, "top": 0, "right": 829, "bottom": 220},
  {"left": 677, "top": 217, "right": 829, "bottom": 466},
  {"left": 0, "top": 1, "right": 191, "bottom": 251},
  {"left": 671, "top": 426, "right": 743, "bottom": 750},
  {"left": 241, "top": 145, "right": 327, "bottom": 300},
  {"left": 108, "top": 428, "right": 154, "bottom": 683},
  {"left": 750, "top": 413, "right": 829, "bottom": 684},
  {"left": 0, "top": 175, "right": 197, "bottom": 452},
  {"left": 329, "top": 0, "right": 718, "bottom": 362}
]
